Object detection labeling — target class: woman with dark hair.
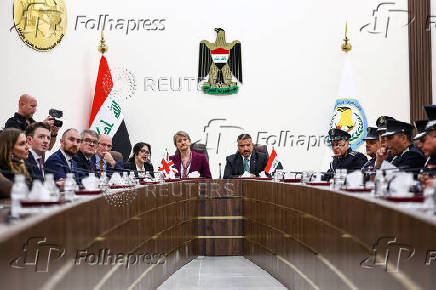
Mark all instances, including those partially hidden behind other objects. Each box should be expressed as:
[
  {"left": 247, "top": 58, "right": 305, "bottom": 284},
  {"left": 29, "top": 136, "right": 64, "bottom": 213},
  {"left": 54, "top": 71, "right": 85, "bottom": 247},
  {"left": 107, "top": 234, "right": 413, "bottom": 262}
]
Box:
[
  {"left": 124, "top": 142, "right": 154, "bottom": 178},
  {"left": 0, "top": 128, "right": 31, "bottom": 184}
]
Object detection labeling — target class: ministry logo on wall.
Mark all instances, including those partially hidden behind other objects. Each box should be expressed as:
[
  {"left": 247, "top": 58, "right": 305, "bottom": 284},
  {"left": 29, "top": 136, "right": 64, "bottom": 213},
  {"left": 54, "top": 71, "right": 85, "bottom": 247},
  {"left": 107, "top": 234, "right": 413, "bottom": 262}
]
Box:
[
  {"left": 12, "top": 0, "right": 67, "bottom": 51},
  {"left": 198, "top": 28, "right": 242, "bottom": 95},
  {"left": 329, "top": 99, "right": 368, "bottom": 150}
]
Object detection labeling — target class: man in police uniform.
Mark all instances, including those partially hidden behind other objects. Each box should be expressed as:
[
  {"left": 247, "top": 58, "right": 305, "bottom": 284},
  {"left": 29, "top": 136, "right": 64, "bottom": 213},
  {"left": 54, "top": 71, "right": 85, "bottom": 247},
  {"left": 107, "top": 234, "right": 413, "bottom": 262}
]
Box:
[
  {"left": 418, "top": 106, "right": 436, "bottom": 188},
  {"left": 375, "top": 116, "right": 396, "bottom": 163},
  {"left": 413, "top": 120, "right": 428, "bottom": 153},
  {"left": 362, "top": 127, "right": 380, "bottom": 172},
  {"left": 375, "top": 119, "right": 425, "bottom": 170},
  {"left": 326, "top": 128, "right": 367, "bottom": 176}
]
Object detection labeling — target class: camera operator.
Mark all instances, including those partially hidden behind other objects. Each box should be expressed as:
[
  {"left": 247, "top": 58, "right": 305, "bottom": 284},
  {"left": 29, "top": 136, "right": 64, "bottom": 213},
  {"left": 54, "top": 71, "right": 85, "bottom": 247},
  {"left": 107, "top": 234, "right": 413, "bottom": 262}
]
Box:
[{"left": 4, "top": 94, "right": 60, "bottom": 150}]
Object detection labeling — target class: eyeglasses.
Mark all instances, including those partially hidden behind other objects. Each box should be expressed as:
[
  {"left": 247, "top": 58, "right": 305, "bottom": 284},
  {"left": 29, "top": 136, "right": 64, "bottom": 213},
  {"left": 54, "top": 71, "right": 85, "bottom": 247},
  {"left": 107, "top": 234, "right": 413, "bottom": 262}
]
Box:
[
  {"left": 140, "top": 149, "right": 150, "bottom": 155},
  {"left": 99, "top": 143, "right": 113, "bottom": 149},
  {"left": 83, "top": 138, "right": 98, "bottom": 145}
]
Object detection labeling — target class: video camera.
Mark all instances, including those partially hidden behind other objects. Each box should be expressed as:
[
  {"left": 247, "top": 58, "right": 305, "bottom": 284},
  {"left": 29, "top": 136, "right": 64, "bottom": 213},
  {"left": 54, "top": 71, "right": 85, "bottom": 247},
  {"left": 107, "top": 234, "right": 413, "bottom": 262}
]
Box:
[{"left": 49, "top": 109, "right": 63, "bottom": 128}]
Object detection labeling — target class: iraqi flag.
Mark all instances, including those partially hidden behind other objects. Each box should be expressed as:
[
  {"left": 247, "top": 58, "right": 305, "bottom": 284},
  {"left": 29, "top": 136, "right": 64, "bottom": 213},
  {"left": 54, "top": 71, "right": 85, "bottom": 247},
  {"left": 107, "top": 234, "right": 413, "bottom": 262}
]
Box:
[
  {"left": 89, "top": 55, "right": 132, "bottom": 162},
  {"left": 264, "top": 147, "right": 280, "bottom": 174}
]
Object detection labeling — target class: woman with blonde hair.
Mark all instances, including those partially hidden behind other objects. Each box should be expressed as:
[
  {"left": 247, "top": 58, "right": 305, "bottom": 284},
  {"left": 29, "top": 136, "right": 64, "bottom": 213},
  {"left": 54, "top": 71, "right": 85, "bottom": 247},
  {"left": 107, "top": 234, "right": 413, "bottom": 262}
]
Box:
[{"left": 0, "top": 128, "right": 31, "bottom": 183}]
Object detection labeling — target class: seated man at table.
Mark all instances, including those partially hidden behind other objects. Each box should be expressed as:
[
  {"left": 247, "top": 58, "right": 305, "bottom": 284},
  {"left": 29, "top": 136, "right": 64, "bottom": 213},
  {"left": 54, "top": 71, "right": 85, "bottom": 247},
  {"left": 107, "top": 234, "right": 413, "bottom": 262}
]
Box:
[
  {"left": 362, "top": 127, "right": 380, "bottom": 172},
  {"left": 73, "top": 129, "right": 99, "bottom": 180},
  {"left": 93, "top": 134, "right": 123, "bottom": 177},
  {"left": 45, "top": 128, "right": 81, "bottom": 181},
  {"left": 24, "top": 122, "right": 51, "bottom": 181},
  {"left": 376, "top": 116, "right": 396, "bottom": 163},
  {"left": 326, "top": 128, "right": 367, "bottom": 177},
  {"left": 375, "top": 119, "right": 426, "bottom": 170},
  {"left": 223, "top": 134, "right": 268, "bottom": 179}
]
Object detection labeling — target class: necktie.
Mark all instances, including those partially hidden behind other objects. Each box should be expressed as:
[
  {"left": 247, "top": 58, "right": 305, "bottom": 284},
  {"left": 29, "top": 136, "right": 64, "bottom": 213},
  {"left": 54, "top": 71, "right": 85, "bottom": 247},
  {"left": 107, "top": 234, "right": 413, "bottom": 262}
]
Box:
[
  {"left": 37, "top": 157, "right": 44, "bottom": 178},
  {"left": 89, "top": 158, "right": 94, "bottom": 172},
  {"left": 99, "top": 159, "right": 104, "bottom": 174},
  {"left": 243, "top": 157, "right": 250, "bottom": 172}
]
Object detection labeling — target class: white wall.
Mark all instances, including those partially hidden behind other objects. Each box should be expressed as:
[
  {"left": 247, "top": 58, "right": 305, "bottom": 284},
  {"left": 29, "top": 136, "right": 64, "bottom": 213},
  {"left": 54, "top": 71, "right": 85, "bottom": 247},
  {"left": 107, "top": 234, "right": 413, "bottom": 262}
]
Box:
[{"left": 0, "top": 0, "right": 410, "bottom": 177}]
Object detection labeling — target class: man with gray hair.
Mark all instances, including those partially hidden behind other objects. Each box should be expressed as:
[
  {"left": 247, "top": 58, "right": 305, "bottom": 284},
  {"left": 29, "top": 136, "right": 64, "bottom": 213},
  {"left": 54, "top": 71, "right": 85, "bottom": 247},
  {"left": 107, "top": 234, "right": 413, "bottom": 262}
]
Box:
[
  {"left": 73, "top": 129, "right": 99, "bottom": 180},
  {"left": 92, "top": 134, "right": 123, "bottom": 177},
  {"left": 223, "top": 134, "right": 268, "bottom": 179}
]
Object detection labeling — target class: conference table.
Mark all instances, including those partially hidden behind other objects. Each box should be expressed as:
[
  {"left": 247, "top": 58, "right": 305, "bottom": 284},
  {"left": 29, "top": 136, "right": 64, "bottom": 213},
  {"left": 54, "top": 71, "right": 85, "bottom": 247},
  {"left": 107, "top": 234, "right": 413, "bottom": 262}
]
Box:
[{"left": 0, "top": 180, "right": 435, "bottom": 289}]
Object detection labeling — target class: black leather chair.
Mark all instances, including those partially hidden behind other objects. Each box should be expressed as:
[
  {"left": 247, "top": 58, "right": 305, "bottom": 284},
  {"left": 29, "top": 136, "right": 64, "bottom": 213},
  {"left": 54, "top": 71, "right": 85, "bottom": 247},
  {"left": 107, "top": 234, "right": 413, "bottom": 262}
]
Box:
[{"left": 175, "top": 142, "right": 209, "bottom": 162}]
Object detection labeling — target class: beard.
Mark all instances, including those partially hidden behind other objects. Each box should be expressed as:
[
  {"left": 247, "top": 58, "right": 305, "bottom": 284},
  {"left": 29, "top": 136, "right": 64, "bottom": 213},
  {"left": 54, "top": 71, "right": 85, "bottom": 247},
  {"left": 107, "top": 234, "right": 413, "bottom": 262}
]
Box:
[{"left": 64, "top": 146, "right": 78, "bottom": 157}]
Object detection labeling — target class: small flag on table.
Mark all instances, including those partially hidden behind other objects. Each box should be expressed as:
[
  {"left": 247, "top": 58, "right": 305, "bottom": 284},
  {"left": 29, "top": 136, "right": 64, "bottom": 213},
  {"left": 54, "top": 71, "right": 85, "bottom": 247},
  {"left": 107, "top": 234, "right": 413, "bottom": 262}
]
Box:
[
  {"left": 158, "top": 149, "right": 179, "bottom": 178},
  {"left": 265, "top": 147, "right": 280, "bottom": 174}
]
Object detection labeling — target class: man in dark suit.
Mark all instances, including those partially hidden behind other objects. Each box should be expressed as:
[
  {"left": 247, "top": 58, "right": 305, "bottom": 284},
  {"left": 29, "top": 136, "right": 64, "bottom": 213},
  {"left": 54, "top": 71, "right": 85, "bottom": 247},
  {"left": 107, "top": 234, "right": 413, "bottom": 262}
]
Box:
[
  {"left": 24, "top": 122, "right": 51, "bottom": 181},
  {"left": 73, "top": 129, "right": 99, "bottom": 180},
  {"left": 92, "top": 134, "right": 123, "bottom": 177},
  {"left": 45, "top": 128, "right": 81, "bottom": 182},
  {"left": 223, "top": 134, "right": 268, "bottom": 179}
]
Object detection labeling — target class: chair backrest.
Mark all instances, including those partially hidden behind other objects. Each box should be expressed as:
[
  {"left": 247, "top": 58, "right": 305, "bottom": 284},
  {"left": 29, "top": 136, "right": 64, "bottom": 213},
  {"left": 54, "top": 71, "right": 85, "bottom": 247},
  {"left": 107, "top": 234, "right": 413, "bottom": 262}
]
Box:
[
  {"left": 253, "top": 144, "right": 269, "bottom": 160},
  {"left": 174, "top": 142, "right": 209, "bottom": 162},
  {"left": 110, "top": 151, "right": 124, "bottom": 162}
]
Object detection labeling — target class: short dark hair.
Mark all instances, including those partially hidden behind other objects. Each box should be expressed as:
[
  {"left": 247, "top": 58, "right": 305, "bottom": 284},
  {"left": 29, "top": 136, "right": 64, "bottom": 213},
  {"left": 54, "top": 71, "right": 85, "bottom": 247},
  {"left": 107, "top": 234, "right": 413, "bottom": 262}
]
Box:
[
  {"left": 25, "top": 122, "right": 50, "bottom": 137},
  {"left": 237, "top": 134, "right": 252, "bottom": 141}
]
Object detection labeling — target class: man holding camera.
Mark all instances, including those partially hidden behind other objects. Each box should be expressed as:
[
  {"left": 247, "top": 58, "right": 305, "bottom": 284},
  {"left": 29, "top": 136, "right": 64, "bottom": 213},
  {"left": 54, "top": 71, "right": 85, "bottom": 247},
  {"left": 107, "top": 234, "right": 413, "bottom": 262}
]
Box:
[{"left": 4, "top": 94, "right": 60, "bottom": 150}]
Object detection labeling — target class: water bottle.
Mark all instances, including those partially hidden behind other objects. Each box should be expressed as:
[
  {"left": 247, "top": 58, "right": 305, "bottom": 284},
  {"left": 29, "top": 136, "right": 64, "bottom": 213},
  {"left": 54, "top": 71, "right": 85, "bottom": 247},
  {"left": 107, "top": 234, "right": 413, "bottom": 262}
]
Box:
[
  {"left": 10, "top": 174, "right": 29, "bottom": 218},
  {"left": 44, "top": 173, "right": 59, "bottom": 197},
  {"left": 374, "top": 170, "right": 385, "bottom": 195},
  {"left": 122, "top": 172, "right": 130, "bottom": 185},
  {"left": 64, "top": 173, "right": 76, "bottom": 200},
  {"left": 129, "top": 171, "right": 136, "bottom": 185}
]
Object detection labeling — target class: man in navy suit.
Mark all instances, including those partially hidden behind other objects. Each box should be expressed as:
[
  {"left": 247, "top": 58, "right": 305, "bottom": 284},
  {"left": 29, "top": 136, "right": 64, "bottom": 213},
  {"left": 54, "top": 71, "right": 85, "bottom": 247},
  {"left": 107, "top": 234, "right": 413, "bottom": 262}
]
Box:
[
  {"left": 45, "top": 128, "right": 81, "bottom": 182},
  {"left": 73, "top": 129, "right": 99, "bottom": 181},
  {"left": 24, "top": 122, "right": 51, "bottom": 181},
  {"left": 93, "top": 134, "right": 123, "bottom": 177}
]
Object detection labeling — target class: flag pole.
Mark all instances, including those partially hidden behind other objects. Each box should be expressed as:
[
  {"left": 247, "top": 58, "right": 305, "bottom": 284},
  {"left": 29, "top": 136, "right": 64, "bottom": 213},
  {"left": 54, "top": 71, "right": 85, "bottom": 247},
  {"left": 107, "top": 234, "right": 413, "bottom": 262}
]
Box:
[
  {"left": 341, "top": 22, "right": 352, "bottom": 53},
  {"left": 98, "top": 29, "right": 107, "bottom": 54}
]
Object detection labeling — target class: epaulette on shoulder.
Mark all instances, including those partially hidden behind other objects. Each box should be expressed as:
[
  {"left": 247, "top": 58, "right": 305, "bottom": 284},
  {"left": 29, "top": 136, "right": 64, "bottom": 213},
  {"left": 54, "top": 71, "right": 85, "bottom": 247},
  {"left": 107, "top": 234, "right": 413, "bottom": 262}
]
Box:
[{"left": 349, "top": 151, "right": 358, "bottom": 156}]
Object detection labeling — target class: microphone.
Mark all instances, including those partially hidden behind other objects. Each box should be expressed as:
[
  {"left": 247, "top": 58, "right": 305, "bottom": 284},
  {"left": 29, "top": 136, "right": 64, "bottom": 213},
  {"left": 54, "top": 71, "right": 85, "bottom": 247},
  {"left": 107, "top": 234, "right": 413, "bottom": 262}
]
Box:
[{"left": 219, "top": 163, "right": 222, "bottom": 179}]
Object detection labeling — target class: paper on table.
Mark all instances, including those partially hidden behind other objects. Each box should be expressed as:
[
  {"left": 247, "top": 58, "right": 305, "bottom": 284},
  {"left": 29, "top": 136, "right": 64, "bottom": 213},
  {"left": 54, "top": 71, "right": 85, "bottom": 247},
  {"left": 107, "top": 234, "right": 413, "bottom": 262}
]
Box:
[
  {"left": 389, "top": 172, "right": 414, "bottom": 196},
  {"left": 188, "top": 171, "right": 200, "bottom": 178},
  {"left": 346, "top": 171, "right": 364, "bottom": 188},
  {"left": 240, "top": 171, "right": 252, "bottom": 178},
  {"left": 258, "top": 171, "right": 267, "bottom": 178}
]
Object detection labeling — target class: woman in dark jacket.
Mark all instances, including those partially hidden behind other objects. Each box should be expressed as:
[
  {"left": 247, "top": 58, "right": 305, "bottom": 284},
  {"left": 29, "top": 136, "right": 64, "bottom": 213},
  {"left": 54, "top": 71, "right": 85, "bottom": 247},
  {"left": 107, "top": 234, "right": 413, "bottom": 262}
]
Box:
[
  {"left": 0, "top": 128, "right": 31, "bottom": 185},
  {"left": 124, "top": 142, "right": 154, "bottom": 178}
]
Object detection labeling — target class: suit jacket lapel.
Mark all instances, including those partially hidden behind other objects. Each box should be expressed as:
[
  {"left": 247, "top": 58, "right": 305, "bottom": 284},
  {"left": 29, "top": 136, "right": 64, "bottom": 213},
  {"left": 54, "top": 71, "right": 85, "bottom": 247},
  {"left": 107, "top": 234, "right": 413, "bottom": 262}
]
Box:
[{"left": 250, "top": 151, "right": 257, "bottom": 174}]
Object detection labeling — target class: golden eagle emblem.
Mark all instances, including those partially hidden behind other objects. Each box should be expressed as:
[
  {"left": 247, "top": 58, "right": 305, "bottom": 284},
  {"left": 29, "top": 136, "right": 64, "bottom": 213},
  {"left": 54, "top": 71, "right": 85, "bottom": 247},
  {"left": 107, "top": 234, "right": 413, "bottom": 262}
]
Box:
[
  {"left": 198, "top": 28, "right": 242, "bottom": 95},
  {"left": 336, "top": 107, "right": 355, "bottom": 132}
]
